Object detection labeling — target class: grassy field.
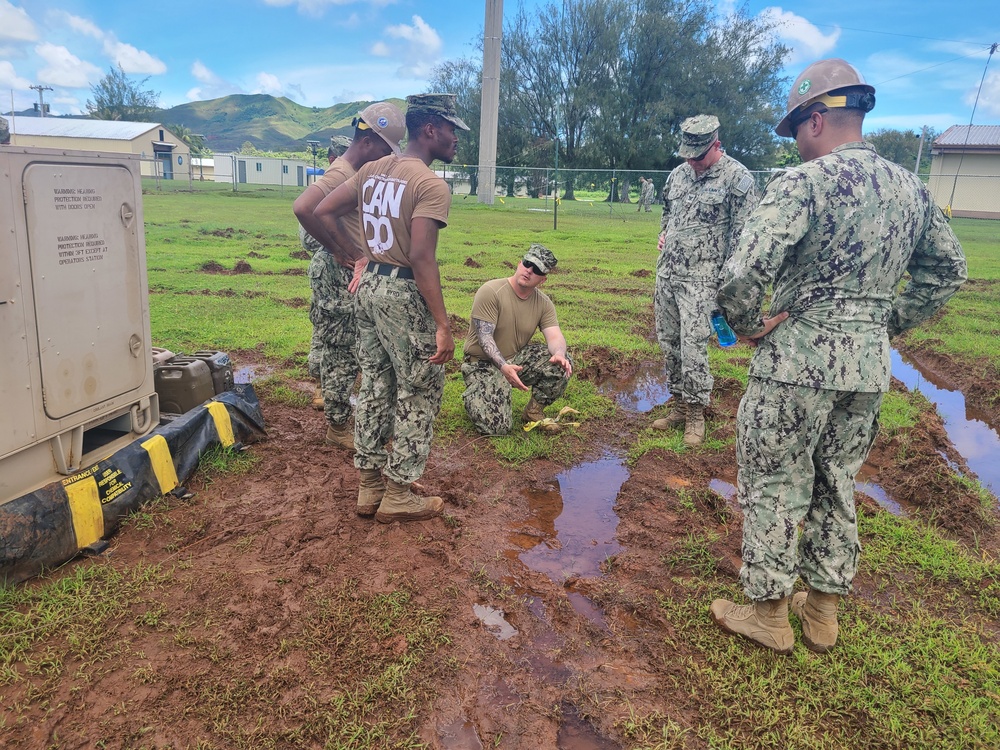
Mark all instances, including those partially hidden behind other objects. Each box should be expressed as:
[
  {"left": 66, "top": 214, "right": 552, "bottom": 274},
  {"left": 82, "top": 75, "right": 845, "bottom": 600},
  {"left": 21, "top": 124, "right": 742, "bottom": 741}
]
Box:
[{"left": 3, "top": 187, "right": 999, "bottom": 749}]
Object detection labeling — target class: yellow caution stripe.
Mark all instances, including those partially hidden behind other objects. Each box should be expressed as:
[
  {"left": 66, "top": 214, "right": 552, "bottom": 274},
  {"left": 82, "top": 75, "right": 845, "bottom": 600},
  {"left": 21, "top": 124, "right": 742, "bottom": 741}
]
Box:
[
  {"left": 141, "top": 434, "right": 179, "bottom": 495},
  {"left": 64, "top": 476, "right": 104, "bottom": 549},
  {"left": 206, "top": 401, "right": 235, "bottom": 447}
]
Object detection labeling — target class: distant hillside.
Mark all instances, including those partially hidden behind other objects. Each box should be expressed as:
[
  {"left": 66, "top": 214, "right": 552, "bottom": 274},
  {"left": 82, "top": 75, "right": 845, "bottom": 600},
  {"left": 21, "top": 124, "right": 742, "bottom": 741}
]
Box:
[{"left": 156, "top": 94, "right": 406, "bottom": 153}]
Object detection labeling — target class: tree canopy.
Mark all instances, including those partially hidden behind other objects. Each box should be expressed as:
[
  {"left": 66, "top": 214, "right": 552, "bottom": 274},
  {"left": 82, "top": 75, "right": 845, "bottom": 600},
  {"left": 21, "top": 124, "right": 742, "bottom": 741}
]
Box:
[
  {"left": 866, "top": 127, "right": 937, "bottom": 174},
  {"left": 86, "top": 65, "right": 160, "bottom": 121}
]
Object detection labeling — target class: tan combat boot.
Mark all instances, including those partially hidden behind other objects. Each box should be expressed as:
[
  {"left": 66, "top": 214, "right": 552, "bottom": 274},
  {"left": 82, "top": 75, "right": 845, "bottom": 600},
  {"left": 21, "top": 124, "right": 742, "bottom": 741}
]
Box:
[
  {"left": 325, "top": 421, "right": 355, "bottom": 450},
  {"left": 357, "top": 468, "right": 385, "bottom": 517},
  {"left": 791, "top": 589, "right": 840, "bottom": 653},
  {"left": 312, "top": 385, "right": 324, "bottom": 411},
  {"left": 375, "top": 479, "right": 445, "bottom": 524},
  {"left": 710, "top": 597, "right": 794, "bottom": 655},
  {"left": 523, "top": 396, "right": 545, "bottom": 423},
  {"left": 652, "top": 401, "right": 686, "bottom": 431},
  {"left": 683, "top": 404, "right": 706, "bottom": 447}
]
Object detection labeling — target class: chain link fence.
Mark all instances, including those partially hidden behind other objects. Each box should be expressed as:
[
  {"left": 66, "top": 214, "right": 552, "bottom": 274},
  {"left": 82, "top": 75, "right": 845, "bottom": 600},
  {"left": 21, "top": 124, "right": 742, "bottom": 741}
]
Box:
[{"left": 138, "top": 155, "right": 1000, "bottom": 222}]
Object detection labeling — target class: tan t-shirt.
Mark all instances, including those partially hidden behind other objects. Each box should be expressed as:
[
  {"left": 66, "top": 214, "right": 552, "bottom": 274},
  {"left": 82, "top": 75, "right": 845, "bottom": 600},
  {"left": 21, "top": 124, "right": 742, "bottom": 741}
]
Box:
[
  {"left": 342, "top": 155, "right": 451, "bottom": 267},
  {"left": 464, "top": 278, "right": 558, "bottom": 363},
  {"left": 310, "top": 157, "right": 365, "bottom": 262}
]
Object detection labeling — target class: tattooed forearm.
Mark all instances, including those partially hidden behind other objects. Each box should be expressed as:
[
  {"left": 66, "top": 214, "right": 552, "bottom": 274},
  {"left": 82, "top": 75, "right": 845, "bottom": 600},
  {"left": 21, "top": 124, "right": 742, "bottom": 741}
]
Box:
[{"left": 473, "top": 318, "right": 507, "bottom": 369}]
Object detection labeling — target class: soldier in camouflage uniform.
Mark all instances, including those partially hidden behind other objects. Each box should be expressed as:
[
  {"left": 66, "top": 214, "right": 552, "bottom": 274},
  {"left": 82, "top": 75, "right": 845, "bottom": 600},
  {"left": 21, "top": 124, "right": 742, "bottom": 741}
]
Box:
[
  {"left": 462, "top": 244, "right": 572, "bottom": 435},
  {"left": 316, "top": 93, "right": 469, "bottom": 523},
  {"left": 710, "top": 59, "right": 967, "bottom": 655},
  {"left": 637, "top": 176, "right": 655, "bottom": 212},
  {"left": 653, "top": 114, "right": 757, "bottom": 446},
  {"left": 293, "top": 102, "right": 405, "bottom": 448}
]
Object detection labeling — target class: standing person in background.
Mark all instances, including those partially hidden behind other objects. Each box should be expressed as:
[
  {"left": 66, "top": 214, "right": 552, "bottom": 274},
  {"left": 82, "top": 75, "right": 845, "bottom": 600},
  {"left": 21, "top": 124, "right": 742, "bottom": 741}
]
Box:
[
  {"left": 653, "top": 114, "right": 757, "bottom": 446},
  {"left": 710, "top": 59, "right": 967, "bottom": 655},
  {"left": 293, "top": 102, "right": 405, "bottom": 448},
  {"left": 315, "top": 94, "right": 469, "bottom": 524},
  {"left": 638, "top": 176, "right": 655, "bottom": 212}
]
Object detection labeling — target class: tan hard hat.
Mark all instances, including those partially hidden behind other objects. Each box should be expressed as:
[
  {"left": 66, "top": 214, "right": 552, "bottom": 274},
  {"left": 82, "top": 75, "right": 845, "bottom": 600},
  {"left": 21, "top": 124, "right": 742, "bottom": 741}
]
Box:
[
  {"left": 355, "top": 102, "right": 406, "bottom": 155},
  {"left": 776, "top": 58, "right": 875, "bottom": 137}
]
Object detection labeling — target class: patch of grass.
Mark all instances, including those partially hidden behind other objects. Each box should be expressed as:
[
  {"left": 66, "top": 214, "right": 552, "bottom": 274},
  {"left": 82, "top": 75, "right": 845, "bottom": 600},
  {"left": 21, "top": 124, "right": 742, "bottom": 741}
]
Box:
[
  {"left": 196, "top": 443, "right": 261, "bottom": 484},
  {"left": 629, "top": 427, "right": 730, "bottom": 463},
  {"left": 252, "top": 373, "right": 311, "bottom": 407},
  {"left": 661, "top": 531, "right": 720, "bottom": 577},
  {"left": 878, "top": 390, "right": 920, "bottom": 437}
]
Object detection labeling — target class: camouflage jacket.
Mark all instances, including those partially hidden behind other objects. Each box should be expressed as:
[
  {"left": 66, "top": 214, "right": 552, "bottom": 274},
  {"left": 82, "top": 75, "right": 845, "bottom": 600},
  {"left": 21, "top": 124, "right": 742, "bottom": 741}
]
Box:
[
  {"left": 717, "top": 141, "right": 967, "bottom": 392},
  {"left": 657, "top": 155, "right": 757, "bottom": 280}
]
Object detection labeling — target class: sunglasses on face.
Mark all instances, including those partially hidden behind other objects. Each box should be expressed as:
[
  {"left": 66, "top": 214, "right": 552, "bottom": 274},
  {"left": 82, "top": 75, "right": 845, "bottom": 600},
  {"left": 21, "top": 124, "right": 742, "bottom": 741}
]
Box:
[
  {"left": 522, "top": 260, "right": 546, "bottom": 276},
  {"left": 789, "top": 107, "right": 828, "bottom": 139}
]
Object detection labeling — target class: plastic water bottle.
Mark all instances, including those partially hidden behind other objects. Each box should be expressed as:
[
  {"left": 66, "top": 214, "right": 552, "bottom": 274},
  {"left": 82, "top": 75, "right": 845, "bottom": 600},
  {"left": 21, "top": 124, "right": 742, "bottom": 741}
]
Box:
[{"left": 711, "top": 309, "right": 738, "bottom": 347}]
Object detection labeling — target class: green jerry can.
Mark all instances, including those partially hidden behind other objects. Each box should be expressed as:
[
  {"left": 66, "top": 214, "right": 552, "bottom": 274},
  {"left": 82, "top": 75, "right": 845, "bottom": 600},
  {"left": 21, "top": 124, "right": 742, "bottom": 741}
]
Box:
[{"left": 154, "top": 359, "right": 215, "bottom": 414}]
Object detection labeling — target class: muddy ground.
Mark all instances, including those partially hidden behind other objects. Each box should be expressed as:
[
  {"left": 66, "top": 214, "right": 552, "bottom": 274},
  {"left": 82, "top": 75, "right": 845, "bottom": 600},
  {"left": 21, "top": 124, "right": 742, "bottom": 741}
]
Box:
[{"left": 2, "top": 341, "right": 998, "bottom": 749}]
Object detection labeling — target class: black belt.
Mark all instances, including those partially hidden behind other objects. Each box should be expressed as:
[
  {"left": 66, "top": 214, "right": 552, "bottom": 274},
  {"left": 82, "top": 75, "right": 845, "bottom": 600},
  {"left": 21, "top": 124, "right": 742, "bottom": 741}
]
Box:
[{"left": 366, "top": 261, "right": 414, "bottom": 280}]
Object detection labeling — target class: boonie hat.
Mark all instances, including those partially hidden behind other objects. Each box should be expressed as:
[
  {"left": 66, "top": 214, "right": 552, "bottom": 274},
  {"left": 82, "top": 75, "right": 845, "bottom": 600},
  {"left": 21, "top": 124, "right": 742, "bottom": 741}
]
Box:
[
  {"left": 523, "top": 243, "right": 558, "bottom": 275},
  {"left": 355, "top": 101, "right": 405, "bottom": 155},
  {"left": 677, "top": 114, "right": 720, "bottom": 159},
  {"left": 406, "top": 93, "right": 470, "bottom": 131}
]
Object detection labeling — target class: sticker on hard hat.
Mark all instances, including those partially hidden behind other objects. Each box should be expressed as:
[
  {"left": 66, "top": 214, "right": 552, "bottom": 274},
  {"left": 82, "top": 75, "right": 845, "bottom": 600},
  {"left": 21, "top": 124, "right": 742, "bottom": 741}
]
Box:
[
  {"left": 378, "top": 117, "right": 388, "bottom": 127},
  {"left": 798, "top": 80, "right": 811, "bottom": 95}
]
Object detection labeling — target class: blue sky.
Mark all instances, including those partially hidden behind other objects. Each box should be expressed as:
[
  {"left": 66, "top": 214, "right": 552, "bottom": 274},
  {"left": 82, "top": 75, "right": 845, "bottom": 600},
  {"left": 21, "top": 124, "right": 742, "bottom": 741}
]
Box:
[{"left": 2, "top": 0, "right": 998, "bottom": 134}]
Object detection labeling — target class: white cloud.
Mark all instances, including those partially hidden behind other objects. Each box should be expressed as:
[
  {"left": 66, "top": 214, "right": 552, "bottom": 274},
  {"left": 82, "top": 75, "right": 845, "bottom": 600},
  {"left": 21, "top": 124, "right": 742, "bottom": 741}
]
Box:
[
  {"left": 254, "top": 72, "right": 285, "bottom": 96},
  {"left": 967, "top": 67, "right": 1000, "bottom": 117},
  {"left": 35, "top": 42, "right": 102, "bottom": 88},
  {"left": 63, "top": 13, "right": 104, "bottom": 39},
  {"left": 0, "top": 0, "right": 37, "bottom": 43},
  {"left": 760, "top": 7, "right": 839, "bottom": 65},
  {"left": 104, "top": 40, "right": 167, "bottom": 75},
  {"left": 0, "top": 59, "right": 30, "bottom": 90},
  {"left": 262, "top": 0, "right": 397, "bottom": 18},
  {"left": 376, "top": 15, "right": 442, "bottom": 79},
  {"left": 186, "top": 60, "right": 245, "bottom": 101}
]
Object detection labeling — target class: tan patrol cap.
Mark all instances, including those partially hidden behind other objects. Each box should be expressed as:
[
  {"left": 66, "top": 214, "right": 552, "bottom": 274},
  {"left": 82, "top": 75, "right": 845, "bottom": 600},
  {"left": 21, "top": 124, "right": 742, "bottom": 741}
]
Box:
[
  {"left": 356, "top": 101, "right": 406, "bottom": 155},
  {"left": 677, "top": 114, "right": 720, "bottom": 159},
  {"left": 777, "top": 58, "right": 876, "bottom": 137}
]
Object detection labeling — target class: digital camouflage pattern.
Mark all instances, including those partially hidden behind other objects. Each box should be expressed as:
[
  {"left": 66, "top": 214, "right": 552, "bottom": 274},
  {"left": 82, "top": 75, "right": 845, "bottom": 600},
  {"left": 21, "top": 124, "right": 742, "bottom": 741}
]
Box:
[
  {"left": 718, "top": 141, "right": 967, "bottom": 392},
  {"left": 405, "top": 93, "right": 470, "bottom": 131},
  {"left": 461, "top": 343, "right": 571, "bottom": 435},
  {"left": 655, "top": 154, "right": 757, "bottom": 405},
  {"left": 676, "top": 114, "right": 720, "bottom": 158},
  {"left": 307, "top": 247, "right": 358, "bottom": 427},
  {"left": 718, "top": 141, "right": 966, "bottom": 604},
  {"left": 353, "top": 273, "right": 444, "bottom": 484},
  {"left": 301, "top": 227, "right": 324, "bottom": 378},
  {"left": 736, "top": 378, "right": 880, "bottom": 599},
  {"left": 639, "top": 178, "right": 655, "bottom": 211}
]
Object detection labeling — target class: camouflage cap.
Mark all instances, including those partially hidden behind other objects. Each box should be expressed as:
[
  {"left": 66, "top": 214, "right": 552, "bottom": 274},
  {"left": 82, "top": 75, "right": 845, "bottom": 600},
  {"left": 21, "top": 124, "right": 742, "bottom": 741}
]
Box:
[
  {"left": 406, "top": 93, "right": 470, "bottom": 131},
  {"left": 523, "top": 243, "right": 557, "bottom": 275},
  {"left": 356, "top": 101, "right": 405, "bottom": 155},
  {"left": 677, "top": 114, "right": 720, "bottom": 159},
  {"left": 330, "top": 135, "right": 352, "bottom": 149}
]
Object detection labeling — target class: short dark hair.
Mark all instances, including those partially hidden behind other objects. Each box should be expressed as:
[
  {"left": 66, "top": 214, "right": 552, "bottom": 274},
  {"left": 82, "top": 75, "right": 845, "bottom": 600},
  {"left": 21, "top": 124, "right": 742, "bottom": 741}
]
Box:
[{"left": 405, "top": 111, "right": 446, "bottom": 138}]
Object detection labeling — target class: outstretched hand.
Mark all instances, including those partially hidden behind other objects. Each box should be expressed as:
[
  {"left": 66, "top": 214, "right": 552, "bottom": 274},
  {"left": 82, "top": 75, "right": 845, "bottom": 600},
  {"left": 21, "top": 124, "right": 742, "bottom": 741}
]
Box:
[{"left": 501, "top": 363, "right": 529, "bottom": 391}]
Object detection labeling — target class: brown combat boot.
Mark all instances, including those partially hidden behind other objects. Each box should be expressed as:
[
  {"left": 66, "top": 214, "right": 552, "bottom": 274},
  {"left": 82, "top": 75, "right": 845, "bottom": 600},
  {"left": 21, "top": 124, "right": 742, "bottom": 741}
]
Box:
[
  {"left": 791, "top": 589, "right": 840, "bottom": 653},
  {"left": 523, "top": 396, "right": 545, "bottom": 423},
  {"left": 356, "top": 468, "right": 385, "bottom": 517},
  {"left": 325, "top": 421, "right": 355, "bottom": 450},
  {"left": 312, "top": 385, "right": 324, "bottom": 411},
  {"left": 652, "top": 401, "right": 686, "bottom": 431},
  {"left": 375, "top": 479, "right": 445, "bottom": 524},
  {"left": 683, "top": 404, "right": 706, "bottom": 447},
  {"left": 710, "top": 597, "right": 794, "bottom": 655}
]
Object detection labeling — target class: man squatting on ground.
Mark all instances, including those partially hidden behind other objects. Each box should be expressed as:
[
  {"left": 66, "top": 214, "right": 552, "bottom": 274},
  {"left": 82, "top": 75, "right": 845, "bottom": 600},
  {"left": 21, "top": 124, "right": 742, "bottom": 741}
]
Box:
[
  {"left": 654, "top": 114, "right": 757, "bottom": 446},
  {"left": 315, "top": 93, "right": 469, "bottom": 524},
  {"left": 710, "top": 58, "right": 967, "bottom": 655},
  {"left": 461, "top": 244, "right": 572, "bottom": 435},
  {"left": 293, "top": 104, "right": 405, "bottom": 450}
]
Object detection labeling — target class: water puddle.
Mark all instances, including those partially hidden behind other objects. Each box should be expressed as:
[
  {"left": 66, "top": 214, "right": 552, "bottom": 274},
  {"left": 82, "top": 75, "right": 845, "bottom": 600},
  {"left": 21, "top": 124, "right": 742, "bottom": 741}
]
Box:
[
  {"left": 598, "top": 361, "right": 670, "bottom": 413},
  {"left": 516, "top": 455, "right": 628, "bottom": 581},
  {"left": 557, "top": 703, "right": 622, "bottom": 750},
  {"left": 233, "top": 364, "right": 274, "bottom": 383},
  {"left": 437, "top": 717, "right": 485, "bottom": 750},
  {"left": 472, "top": 604, "right": 519, "bottom": 641},
  {"left": 891, "top": 349, "right": 1000, "bottom": 499}
]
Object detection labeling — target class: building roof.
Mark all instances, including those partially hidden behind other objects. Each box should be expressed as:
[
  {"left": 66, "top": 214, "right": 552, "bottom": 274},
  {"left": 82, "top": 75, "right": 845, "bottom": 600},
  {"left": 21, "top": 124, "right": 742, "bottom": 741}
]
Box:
[
  {"left": 7, "top": 117, "right": 162, "bottom": 141},
  {"left": 934, "top": 125, "right": 1000, "bottom": 148}
]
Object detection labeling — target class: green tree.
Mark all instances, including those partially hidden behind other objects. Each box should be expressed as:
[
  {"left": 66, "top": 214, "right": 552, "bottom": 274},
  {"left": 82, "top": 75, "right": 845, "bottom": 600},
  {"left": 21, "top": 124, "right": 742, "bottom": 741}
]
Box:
[
  {"left": 866, "top": 127, "right": 936, "bottom": 173},
  {"left": 86, "top": 65, "right": 160, "bottom": 121},
  {"left": 429, "top": 57, "right": 482, "bottom": 195}
]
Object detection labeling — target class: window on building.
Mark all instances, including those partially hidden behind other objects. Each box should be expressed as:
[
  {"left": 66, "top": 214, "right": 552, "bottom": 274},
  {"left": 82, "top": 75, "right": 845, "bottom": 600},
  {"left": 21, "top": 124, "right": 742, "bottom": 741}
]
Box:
[
  {"left": 282, "top": 165, "right": 288, "bottom": 174},
  {"left": 256, "top": 163, "right": 262, "bottom": 172}
]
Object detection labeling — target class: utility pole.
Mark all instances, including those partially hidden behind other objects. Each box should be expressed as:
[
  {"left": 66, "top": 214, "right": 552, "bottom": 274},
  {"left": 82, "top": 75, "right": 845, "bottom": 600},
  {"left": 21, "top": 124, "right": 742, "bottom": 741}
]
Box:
[
  {"left": 29, "top": 85, "right": 52, "bottom": 117},
  {"left": 477, "top": 0, "right": 503, "bottom": 205}
]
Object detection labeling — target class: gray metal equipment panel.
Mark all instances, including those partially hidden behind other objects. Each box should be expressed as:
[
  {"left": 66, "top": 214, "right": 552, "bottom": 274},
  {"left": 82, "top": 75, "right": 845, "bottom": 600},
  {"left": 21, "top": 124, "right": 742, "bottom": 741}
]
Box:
[
  {"left": 23, "top": 162, "right": 148, "bottom": 419},
  {"left": 0, "top": 173, "right": 37, "bottom": 456}
]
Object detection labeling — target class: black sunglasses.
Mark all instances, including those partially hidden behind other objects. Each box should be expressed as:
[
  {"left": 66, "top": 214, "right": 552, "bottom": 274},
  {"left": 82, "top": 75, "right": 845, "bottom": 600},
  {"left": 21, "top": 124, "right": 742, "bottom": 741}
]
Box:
[
  {"left": 522, "top": 259, "right": 546, "bottom": 276},
  {"left": 789, "top": 107, "right": 828, "bottom": 139}
]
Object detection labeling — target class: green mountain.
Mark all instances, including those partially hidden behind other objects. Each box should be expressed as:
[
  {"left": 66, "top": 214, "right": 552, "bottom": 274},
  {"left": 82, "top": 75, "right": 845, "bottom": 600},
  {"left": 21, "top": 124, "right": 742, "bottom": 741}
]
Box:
[{"left": 155, "top": 94, "right": 406, "bottom": 153}]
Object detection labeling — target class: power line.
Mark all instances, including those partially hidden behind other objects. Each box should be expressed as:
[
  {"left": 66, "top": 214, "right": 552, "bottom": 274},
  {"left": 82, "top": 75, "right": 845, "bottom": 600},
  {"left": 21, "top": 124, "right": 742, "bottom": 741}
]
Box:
[
  {"left": 809, "top": 22, "right": 995, "bottom": 48},
  {"left": 872, "top": 46, "right": 995, "bottom": 86}
]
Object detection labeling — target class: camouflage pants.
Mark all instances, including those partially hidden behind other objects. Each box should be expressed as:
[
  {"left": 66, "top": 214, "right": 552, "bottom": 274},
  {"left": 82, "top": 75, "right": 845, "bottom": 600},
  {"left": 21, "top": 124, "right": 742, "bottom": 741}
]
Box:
[
  {"left": 353, "top": 272, "right": 444, "bottom": 484},
  {"left": 302, "top": 229, "right": 324, "bottom": 379},
  {"left": 736, "top": 377, "right": 882, "bottom": 601},
  {"left": 308, "top": 249, "right": 358, "bottom": 427},
  {"left": 654, "top": 275, "right": 715, "bottom": 406},
  {"left": 461, "top": 343, "right": 571, "bottom": 435}
]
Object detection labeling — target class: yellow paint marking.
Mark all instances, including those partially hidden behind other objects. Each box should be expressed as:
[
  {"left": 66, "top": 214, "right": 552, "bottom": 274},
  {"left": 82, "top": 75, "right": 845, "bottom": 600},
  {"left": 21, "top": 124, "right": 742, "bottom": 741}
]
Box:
[
  {"left": 141, "top": 434, "right": 179, "bottom": 495},
  {"left": 65, "top": 477, "right": 103, "bottom": 548}
]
